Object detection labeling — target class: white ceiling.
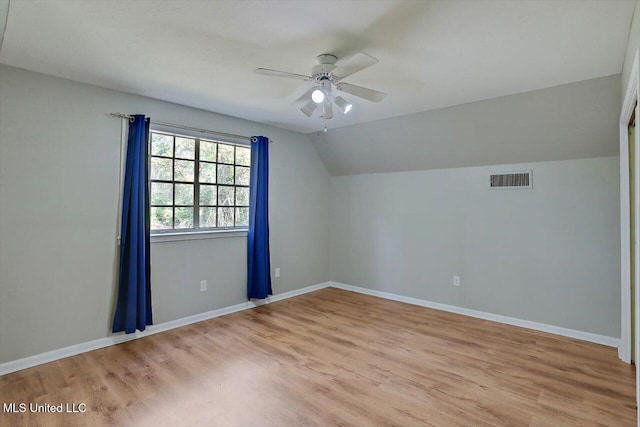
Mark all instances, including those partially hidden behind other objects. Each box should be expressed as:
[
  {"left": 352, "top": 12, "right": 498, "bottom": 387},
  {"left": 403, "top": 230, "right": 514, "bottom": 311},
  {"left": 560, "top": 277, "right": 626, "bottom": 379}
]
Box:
[{"left": 0, "top": 0, "right": 635, "bottom": 134}]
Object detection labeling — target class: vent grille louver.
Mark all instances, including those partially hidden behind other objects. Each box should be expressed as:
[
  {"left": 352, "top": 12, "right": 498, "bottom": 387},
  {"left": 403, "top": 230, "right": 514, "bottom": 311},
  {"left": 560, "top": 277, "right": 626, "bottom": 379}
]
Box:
[{"left": 489, "top": 171, "right": 532, "bottom": 189}]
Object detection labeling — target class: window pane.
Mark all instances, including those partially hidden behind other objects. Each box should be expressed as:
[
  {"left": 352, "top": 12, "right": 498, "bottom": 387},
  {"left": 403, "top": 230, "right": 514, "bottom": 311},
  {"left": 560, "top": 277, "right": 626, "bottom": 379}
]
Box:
[
  {"left": 151, "top": 207, "right": 172, "bottom": 230},
  {"left": 175, "top": 207, "right": 194, "bottom": 229},
  {"left": 218, "top": 207, "right": 234, "bottom": 227},
  {"left": 151, "top": 182, "right": 173, "bottom": 206},
  {"left": 218, "top": 144, "right": 234, "bottom": 164},
  {"left": 175, "top": 184, "right": 194, "bottom": 205},
  {"left": 175, "top": 137, "right": 195, "bottom": 160},
  {"left": 236, "top": 147, "right": 250, "bottom": 166},
  {"left": 151, "top": 133, "right": 173, "bottom": 157},
  {"left": 200, "top": 140, "right": 217, "bottom": 162},
  {"left": 236, "top": 187, "right": 249, "bottom": 206},
  {"left": 235, "top": 207, "right": 249, "bottom": 227},
  {"left": 199, "top": 207, "right": 216, "bottom": 228},
  {"left": 218, "top": 186, "right": 234, "bottom": 206},
  {"left": 218, "top": 164, "right": 234, "bottom": 185},
  {"left": 199, "top": 162, "right": 216, "bottom": 183},
  {"left": 235, "top": 166, "right": 250, "bottom": 186},
  {"left": 175, "top": 160, "right": 194, "bottom": 182},
  {"left": 150, "top": 157, "right": 172, "bottom": 181},
  {"left": 150, "top": 132, "right": 252, "bottom": 234},
  {"left": 199, "top": 184, "right": 217, "bottom": 206}
]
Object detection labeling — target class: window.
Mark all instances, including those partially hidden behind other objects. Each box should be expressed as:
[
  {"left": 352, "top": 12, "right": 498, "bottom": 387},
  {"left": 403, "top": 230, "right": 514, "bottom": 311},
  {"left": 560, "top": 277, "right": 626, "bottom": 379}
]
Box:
[{"left": 149, "top": 131, "right": 251, "bottom": 233}]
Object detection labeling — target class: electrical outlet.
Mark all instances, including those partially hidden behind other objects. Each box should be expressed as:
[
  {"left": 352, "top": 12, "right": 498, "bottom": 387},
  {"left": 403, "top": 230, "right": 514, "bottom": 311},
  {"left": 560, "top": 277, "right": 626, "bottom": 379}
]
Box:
[
  {"left": 453, "top": 276, "right": 460, "bottom": 287},
  {"left": 200, "top": 280, "right": 207, "bottom": 292},
  {"left": 274, "top": 268, "right": 281, "bottom": 278}
]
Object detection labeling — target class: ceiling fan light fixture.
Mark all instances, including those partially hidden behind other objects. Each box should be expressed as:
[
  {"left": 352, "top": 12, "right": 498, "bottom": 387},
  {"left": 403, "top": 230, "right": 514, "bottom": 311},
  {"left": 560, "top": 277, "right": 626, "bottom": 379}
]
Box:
[
  {"left": 322, "top": 100, "right": 333, "bottom": 119},
  {"left": 311, "top": 88, "right": 325, "bottom": 104},
  {"left": 301, "top": 98, "right": 318, "bottom": 117},
  {"left": 335, "top": 96, "right": 353, "bottom": 114}
]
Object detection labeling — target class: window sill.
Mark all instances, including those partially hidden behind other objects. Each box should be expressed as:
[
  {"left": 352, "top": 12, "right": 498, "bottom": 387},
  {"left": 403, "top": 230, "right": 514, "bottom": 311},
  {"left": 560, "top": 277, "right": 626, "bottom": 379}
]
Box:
[{"left": 150, "top": 229, "right": 248, "bottom": 243}]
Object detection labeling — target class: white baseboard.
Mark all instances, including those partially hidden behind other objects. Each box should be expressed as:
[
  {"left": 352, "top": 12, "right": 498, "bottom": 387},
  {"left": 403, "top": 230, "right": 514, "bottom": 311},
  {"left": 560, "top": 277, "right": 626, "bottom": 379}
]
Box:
[
  {"left": 330, "top": 282, "right": 620, "bottom": 348},
  {"left": 0, "top": 282, "right": 332, "bottom": 376}
]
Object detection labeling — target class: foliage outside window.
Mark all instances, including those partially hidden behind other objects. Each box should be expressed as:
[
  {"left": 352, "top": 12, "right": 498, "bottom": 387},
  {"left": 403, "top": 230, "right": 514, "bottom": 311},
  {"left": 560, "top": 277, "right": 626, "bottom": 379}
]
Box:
[{"left": 149, "top": 131, "right": 251, "bottom": 232}]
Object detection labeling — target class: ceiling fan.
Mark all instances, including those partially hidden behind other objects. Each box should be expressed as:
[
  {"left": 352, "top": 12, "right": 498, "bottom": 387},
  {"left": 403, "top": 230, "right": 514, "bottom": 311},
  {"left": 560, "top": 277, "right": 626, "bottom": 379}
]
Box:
[{"left": 254, "top": 52, "right": 386, "bottom": 119}]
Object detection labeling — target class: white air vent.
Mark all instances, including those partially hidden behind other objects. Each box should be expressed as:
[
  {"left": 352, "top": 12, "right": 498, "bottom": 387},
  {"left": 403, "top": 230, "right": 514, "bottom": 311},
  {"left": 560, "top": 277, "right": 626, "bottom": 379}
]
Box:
[{"left": 489, "top": 170, "right": 532, "bottom": 189}]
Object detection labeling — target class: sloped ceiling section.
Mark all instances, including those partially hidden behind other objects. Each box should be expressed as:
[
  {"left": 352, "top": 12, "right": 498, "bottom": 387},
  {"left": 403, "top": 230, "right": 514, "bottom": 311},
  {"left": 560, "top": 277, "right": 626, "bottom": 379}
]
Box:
[{"left": 308, "top": 75, "right": 621, "bottom": 176}]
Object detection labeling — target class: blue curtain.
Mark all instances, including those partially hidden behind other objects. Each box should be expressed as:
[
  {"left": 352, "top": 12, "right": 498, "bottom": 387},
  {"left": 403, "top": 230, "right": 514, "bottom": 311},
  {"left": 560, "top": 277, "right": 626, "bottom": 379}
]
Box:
[
  {"left": 247, "top": 136, "right": 272, "bottom": 299},
  {"left": 112, "top": 115, "right": 153, "bottom": 333}
]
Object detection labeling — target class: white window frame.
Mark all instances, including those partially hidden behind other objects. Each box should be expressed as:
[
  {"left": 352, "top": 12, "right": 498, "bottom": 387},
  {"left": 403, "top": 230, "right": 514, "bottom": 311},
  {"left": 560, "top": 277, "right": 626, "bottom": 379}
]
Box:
[{"left": 148, "top": 128, "right": 251, "bottom": 242}]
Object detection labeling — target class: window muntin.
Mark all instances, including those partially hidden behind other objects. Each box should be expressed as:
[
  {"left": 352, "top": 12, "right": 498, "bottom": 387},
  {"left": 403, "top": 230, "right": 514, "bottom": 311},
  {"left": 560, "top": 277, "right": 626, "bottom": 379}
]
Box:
[{"left": 149, "top": 131, "right": 250, "bottom": 233}]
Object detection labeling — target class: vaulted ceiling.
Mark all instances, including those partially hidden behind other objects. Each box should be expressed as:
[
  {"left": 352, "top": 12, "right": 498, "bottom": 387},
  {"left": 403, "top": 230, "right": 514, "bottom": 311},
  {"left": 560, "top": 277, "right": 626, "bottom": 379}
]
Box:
[{"left": 0, "top": 0, "right": 635, "bottom": 135}]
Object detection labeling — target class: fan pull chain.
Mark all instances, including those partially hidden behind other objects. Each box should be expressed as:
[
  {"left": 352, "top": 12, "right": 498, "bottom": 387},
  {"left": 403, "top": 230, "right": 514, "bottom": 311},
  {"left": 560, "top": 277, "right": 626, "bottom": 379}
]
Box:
[{"left": 316, "top": 118, "right": 329, "bottom": 135}]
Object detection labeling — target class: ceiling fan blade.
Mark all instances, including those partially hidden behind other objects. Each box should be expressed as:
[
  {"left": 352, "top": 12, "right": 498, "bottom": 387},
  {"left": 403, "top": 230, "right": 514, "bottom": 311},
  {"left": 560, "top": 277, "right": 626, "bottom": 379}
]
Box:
[
  {"left": 336, "top": 82, "right": 387, "bottom": 103},
  {"left": 331, "top": 52, "right": 379, "bottom": 80},
  {"left": 254, "top": 68, "right": 311, "bottom": 81}
]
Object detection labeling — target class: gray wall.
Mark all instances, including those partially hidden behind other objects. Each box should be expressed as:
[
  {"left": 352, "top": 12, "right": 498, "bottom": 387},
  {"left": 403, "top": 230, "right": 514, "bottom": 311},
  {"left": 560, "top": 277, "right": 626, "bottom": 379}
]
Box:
[
  {"left": 0, "top": 65, "right": 330, "bottom": 363},
  {"left": 309, "top": 75, "right": 620, "bottom": 176},
  {"left": 622, "top": 0, "right": 639, "bottom": 95},
  {"left": 330, "top": 157, "right": 621, "bottom": 337}
]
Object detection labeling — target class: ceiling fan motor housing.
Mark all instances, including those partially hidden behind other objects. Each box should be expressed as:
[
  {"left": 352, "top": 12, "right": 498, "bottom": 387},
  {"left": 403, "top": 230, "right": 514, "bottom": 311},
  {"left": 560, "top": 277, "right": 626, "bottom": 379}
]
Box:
[{"left": 312, "top": 54, "right": 339, "bottom": 83}]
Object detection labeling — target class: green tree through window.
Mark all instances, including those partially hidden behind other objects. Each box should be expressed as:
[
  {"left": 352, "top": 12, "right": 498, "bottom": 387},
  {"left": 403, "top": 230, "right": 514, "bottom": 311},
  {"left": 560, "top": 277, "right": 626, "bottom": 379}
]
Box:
[{"left": 149, "top": 131, "right": 250, "bottom": 232}]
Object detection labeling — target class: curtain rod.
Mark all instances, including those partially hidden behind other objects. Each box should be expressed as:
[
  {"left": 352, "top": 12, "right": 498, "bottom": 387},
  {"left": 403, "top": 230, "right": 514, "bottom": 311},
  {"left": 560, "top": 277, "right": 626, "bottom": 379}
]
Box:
[{"left": 106, "top": 113, "right": 274, "bottom": 143}]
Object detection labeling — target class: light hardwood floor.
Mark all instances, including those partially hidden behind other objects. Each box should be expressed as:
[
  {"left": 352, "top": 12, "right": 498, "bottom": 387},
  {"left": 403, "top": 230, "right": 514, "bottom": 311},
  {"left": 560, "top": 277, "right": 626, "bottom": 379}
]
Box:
[{"left": 0, "top": 287, "right": 636, "bottom": 426}]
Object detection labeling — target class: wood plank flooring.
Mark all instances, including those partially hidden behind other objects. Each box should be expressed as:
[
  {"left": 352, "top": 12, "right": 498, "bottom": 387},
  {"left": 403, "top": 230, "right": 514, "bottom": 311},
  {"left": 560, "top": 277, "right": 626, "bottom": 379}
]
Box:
[{"left": 0, "top": 287, "right": 636, "bottom": 426}]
